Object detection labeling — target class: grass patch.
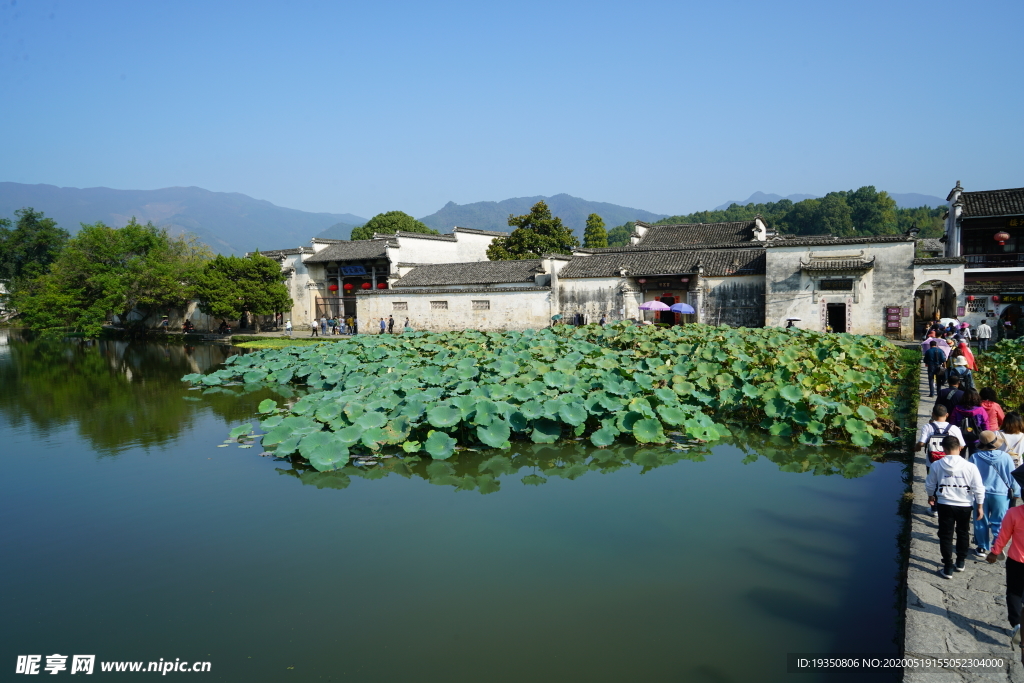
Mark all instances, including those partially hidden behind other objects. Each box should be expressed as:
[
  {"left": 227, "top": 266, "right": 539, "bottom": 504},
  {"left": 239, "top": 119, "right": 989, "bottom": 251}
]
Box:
[{"left": 234, "top": 337, "right": 348, "bottom": 349}]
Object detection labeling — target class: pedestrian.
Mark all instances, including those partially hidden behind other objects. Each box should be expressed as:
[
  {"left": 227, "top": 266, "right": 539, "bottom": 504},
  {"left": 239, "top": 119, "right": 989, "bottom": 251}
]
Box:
[
  {"left": 981, "top": 388, "right": 1007, "bottom": 431},
  {"left": 958, "top": 340, "right": 978, "bottom": 371},
  {"left": 918, "top": 404, "right": 966, "bottom": 464},
  {"left": 926, "top": 435, "right": 985, "bottom": 579},
  {"left": 970, "top": 431, "right": 1020, "bottom": 559},
  {"left": 404, "top": 317, "right": 410, "bottom": 331},
  {"left": 961, "top": 322, "right": 973, "bottom": 347},
  {"left": 379, "top": 317, "right": 386, "bottom": 334},
  {"left": 600, "top": 313, "right": 607, "bottom": 326},
  {"left": 949, "top": 356, "right": 975, "bottom": 392},
  {"left": 924, "top": 340, "right": 947, "bottom": 397},
  {"left": 985, "top": 508, "right": 1024, "bottom": 654},
  {"left": 936, "top": 374, "right": 965, "bottom": 414},
  {"left": 1002, "top": 413, "right": 1024, "bottom": 469},
  {"left": 284, "top": 320, "right": 292, "bottom": 336},
  {"left": 978, "top": 319, "right": 993, "bottom": 351},
  {"left": 388, "top": 315, "right": 395, "bottom": 334},
  {"left": 320, "top": 316, "right": 327, "bottom": 336},
  {"left": 921, "top": 332, "right": 952, "bottom": 359},
  {"left": 310, "top": 318, "right": 319, "bottom": 337},
  {"left": 952, "top": 388, "right": 992, "bottom": 453}
]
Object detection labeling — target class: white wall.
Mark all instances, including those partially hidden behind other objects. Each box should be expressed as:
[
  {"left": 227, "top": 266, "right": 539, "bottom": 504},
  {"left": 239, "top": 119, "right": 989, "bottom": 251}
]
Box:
[{"left": 356, "top": 288, "right": 553, "bottom": 332}]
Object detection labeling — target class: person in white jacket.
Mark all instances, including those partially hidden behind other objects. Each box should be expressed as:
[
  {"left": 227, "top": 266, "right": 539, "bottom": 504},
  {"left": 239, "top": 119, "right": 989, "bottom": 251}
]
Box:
[{"left": 926, "top": 435, "right": 986, "bottom": 578}]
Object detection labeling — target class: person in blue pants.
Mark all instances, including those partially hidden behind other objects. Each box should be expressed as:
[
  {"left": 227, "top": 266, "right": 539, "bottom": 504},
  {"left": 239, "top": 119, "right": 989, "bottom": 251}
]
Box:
[{"left": 971, "top": 431, "right": 1021, "bottom": 559}]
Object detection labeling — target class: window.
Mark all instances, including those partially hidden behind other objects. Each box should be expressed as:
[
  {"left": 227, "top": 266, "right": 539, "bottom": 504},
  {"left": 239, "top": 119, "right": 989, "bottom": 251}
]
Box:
[
  {"left": 472, "top": 300, "right": 490, "bottom": 310},
  {"left": 393, "top": 302, "right": 408, "bottom": 311},
  {"left": 819, "top": 279, "right": 854, "bottom": 291},
  {"left": 430, "top": 301, "right": 448, "bottom": 310}
]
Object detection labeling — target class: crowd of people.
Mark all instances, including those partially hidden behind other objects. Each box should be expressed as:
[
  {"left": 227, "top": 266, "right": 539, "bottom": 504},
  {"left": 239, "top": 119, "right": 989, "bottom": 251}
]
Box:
[
  {"left": 918, "top": 318, "right": 1024, "bottom": 654},
  {"left": 308, "top": 314, "right": 411, "bottom": 337}
]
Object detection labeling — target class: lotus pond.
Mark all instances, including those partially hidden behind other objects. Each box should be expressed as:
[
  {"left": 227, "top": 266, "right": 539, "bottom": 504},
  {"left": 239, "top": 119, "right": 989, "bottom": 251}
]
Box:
[{"left": 1, "top": 329, "right": 909, "bottom": 682}]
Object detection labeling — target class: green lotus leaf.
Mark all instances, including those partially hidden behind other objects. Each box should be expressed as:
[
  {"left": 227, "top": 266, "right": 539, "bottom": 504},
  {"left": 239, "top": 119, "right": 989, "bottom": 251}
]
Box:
[
  {"left": 851, "top": 431, "right": 874, "bottom": 447},
  {"left": 845, "top": 418, "right": 868, "bottom": 434},
  {"left": 656, "top": 405, "right": 688, "bottom": 426},
  {"left": 356, "top": 411, "right": 388, "bottom": 429},
  {"left": 633, "top": 418, "right": 666, "bottom": 444},
  {"left": 402, "top": 440, "right": 422, "bottom": 453},
  {"left": 769, "top": 422, "right": 792, "bottom": 436},
  {"left": 427, "top": 404, "right": 462, "bottom": 428},
  {"left": 856, "top": 406, "right": 877, "bottom": 421},
  {"left": 615, "top": 410, "right": 643, "bottom": 433},
  {"left": 274, "top": 434, "right": 302, "bottom": 456},
  {"left": 509, "top": 411, "right": 529, "bottom": 432},
  {"left": 806, "top": 420, "right": 826, "bottom": 435},
  {"left": 451, "top": 395, "right": 477, "bottom": 417},
  {"left": 477, "top": 421, "right": 512, "bottom": 449},
  {"left": 653, "top": 388, "right": 678, "bottom": 405},
  {"left": 778, "top": 385, "right": 803, "bottom": 403},
  {"left": 519, "top": 400, "right": 545, "bottom": 420},
  {"left": 424, "top": 430, "right": 457, "bottom": 459},
  {"left": 590, "top": 427, "right": 616, "bottom": 448},
  {"left": 558, "top": 402, "right": 588, "bottom": 426},
  {"left": 300, "top": 432, "right": 350, "bottom": 471},
  {"left": 229, "top": 423, "right": 252, "bottom": 439},
  {"left": 478, "top": 454, "right": 515, "bottom": 476},
  {"left": 335, "top": 424, "right": 364, "bottom": 445},
  {"left": 531, "top": 418, "right": 562, "bottom": 443},
  {"left": 360, "top": 427, "right": 386, "bottom": 450},
  {"left": 257, "top": 398, "right": 277, "bottom": 413}
]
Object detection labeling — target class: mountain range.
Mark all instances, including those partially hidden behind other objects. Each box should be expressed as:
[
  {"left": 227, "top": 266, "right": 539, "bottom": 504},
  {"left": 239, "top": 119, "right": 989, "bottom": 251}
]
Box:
[
  {"left": 715, "top": 191, "right": 945, "bottom": 211},
  {"left": 0, "top": 182, "right": 948, "bottom": 255}
]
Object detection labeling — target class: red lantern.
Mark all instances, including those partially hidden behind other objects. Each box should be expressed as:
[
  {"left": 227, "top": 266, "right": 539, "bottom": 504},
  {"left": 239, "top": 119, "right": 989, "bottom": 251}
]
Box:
[
  {"left": 637, "top": 278, "right": 647, "bottom": 284},
  {"left": 992, "top": 295, "right": 1001, "bottom": 303},
  {"left": 343, "top": 283, "right": 354, "bottom": 291},
  {"left": 995, "top": 231, "right": 1011, "bottom": 246},
  {"left": 377, "top": 282, "right": 387, "bottom": 289},
  {"left": 967, "top": 295, "right": 975, "bottom": 302},
  {"left": 361, "top": 282, "right": 371, "bottom": 290},
  {"left": 328, "top": 284, "right": 339, "bottom": 292}
]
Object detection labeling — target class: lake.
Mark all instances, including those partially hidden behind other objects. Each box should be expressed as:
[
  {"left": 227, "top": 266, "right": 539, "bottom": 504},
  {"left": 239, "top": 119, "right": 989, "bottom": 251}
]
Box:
[{"left": 0, "top": 331, "right": 906, "bottom": 682}]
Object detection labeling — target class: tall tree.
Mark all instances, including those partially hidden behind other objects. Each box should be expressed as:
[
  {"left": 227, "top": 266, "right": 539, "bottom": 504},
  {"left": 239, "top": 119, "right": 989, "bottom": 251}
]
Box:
[
  {"left": 193, "top": 253, "right": 292, "bottom": 332},
  {"left": 350, "top": 211, "right": 439, "bottom": 240},
  {"left": 13, "top": 219, "right": 210, "bottom": 337},
  {"left": 607, "top": 222, "right": 634, "bottom": 247},
  {"left": 486, "top": 201, "right": 579, "bottom": 260},
  {"left": 583, "top": 213, "right": 608, "bottom": 248},
  {"left": 0, "top": 208, "right": 70, "bottom": 288}
]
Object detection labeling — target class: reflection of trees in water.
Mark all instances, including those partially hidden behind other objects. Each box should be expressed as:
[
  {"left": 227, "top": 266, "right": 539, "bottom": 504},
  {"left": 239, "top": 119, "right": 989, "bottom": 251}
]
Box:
[
  {"left": 276, "top": 426, "right": 890, "bottom": 494},
  {"left": 0, "top": 334, "right": 285, "bottom": 455}
]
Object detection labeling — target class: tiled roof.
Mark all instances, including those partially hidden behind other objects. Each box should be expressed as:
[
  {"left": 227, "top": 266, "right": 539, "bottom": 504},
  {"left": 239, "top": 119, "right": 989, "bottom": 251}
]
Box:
[
  {"left": 392, "top": 260, "right": 544, "bottom": 287},
  {"left": 917, "top": 238, "right": 945, "bottom": 253},
  {"left": 374, "top": 231, "right": 457, "bottom": 242},
  {"left": 247, "top": 247, "right": 310, "bottom": 258},
  {"left": 913, "top": 257, "right": 966, "bottom": 265},
  {"left": 453, "top": 227, "right": 510, "bottom": 237},
  {"left": 800, "top": 258, "right": 875, "bottom": 271},
  {"left": 960, "top": 188, "right": 1024, "bottom": 218},
  {"left": 559, "top": 249, "right": 765, "bottom": 279},
  {"left": 635, "top": 220, "right": 758, "bottom": 247},
  {"left": 575, "top": 242, "right": 760, "bottom": 255},
  {"left": 304, "top": 239, "right": 396, "bottom": 263},
  {"left": 764, "top": 235, "right": 915, "bottom": 248}
]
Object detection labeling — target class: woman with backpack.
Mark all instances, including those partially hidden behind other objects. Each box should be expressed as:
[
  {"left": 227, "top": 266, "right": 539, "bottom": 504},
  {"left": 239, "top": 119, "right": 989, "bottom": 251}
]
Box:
[
  {"left": 981, "top": 388, "right": 1007, "bottom": 431},
  {"left": 949, "top": 356, "right": 976, "bottom": 392},
  {"left": 953, "top": 389, "right": 992, "bottom": 453},
  {"left": 970, "top": 431, "right": 1021, "bottom": 559},
  {"left": 1002, "top": 413, "right": 1024, "bottom": 468}
]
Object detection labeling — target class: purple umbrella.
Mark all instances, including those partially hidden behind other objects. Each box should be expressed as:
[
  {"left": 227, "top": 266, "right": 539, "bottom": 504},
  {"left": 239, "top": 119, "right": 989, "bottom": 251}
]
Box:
[
  {"left": 638, "top": 300, "right": 671, "bottom": 311},
  {"left": 670, "top": 302, "right": 696, "bottom": 314}
]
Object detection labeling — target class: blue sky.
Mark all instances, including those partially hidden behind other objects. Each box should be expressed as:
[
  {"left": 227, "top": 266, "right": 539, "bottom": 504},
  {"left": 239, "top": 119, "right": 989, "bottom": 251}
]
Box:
[{"left": 1, "top": 0, "right": 1021, "bottom": 219}]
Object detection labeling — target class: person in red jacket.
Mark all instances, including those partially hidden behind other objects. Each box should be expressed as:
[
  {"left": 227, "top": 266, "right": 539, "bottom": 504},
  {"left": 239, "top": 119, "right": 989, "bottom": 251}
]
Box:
[{"left": 987, "top": 506, "right": 1024, "bottom": 654}]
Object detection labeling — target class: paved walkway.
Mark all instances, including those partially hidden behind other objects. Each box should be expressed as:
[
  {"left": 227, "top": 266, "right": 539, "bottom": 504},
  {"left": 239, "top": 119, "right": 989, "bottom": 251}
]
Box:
[{"left": 905, "top": 366, "right": 1023, "bottom": 681}]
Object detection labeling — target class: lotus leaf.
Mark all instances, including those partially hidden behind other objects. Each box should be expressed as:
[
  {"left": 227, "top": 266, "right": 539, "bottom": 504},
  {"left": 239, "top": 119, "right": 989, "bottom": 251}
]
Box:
[
  {"left": 424, "top": 430, "right": 457, "bottom": 459},
  {"left": 633, "top": 418, "right": 665, "bottom": 444},
  {"left": 850, "top": 431, "right": 873, "bottom": 447},
  {"left": 258, "top": 398, "right": 278, "bottom": 413},
  {"left": 531, "top": 418, "right": 561, "bottom": 443},
  {"left": 477, "top": 421, "right": 512, "bottom": 449},
  {"left": 427, "top": 405, "right": 462, "bottom": 428},
  {"left": 856, "top": 406, "right": 877, "bottom": 421},
  {"left": 356, "top": 411, "right": 388, "bottom": 430}
]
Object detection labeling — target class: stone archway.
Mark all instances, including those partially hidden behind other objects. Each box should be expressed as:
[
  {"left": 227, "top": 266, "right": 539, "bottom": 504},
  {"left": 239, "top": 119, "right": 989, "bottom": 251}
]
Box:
[{"left": 914, "top": 280, "right": 958, "bottom": 340}]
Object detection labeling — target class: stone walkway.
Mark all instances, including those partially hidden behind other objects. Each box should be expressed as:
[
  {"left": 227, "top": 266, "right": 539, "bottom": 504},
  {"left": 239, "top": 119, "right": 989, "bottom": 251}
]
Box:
[{"left": 905, "top": 366, "right": 1023, "bottom": 681}]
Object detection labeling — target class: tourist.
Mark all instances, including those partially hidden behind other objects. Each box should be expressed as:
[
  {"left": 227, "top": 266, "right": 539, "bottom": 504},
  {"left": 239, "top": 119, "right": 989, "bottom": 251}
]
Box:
[
  {"left": 970, "top": 431, "right": 1020, "bottom": 559},
  {"left": 981, "top": 388, "right": 1007, "bottom": 430},
  {"left": 948, "top": 356, "right": 976, "bottom": 392},
  {"left": 1002, "top": 413, "right": 1024, "bottom": 468},
  {"left": 600, "top": 314, "right": 607, "bottom": 326},
  {"left": 986, "top": 506, "right": 1024, "bottom": 652},
  {"left": 978, "top": 319, "right": 993, "bottom": 351},
  {"left": 936, "top": 375, "right": 965, "bottom": 414},
  {"left": 327, "top": 317, "right": 336, "bottom": 335},
  {"left": 952, "top": 389, "right": 991, "bottom": 453},
  {"left": 320, "top": 316, "right": 327, "bottom": 336},
  {"left": 927, "top": 434, "right": 986, "bottom": 578},
  {"left": 388, "top": 315, "right": 395, "bottom": 334},
  {"left": 958, "top": 340, "right": 978, "bottom": 370},
  {"left": 379, "top": 318, "right": 386, "bottom": 334},
  {"left": 284, "top": 320, "right": 292, "bottom": 336},
  {"left": 918, "top": 404, "right": 965, "bottom": 464},
  {"left": 404, "top": 317, "right": 410, "bottom": 331},
  {"left": 961, "top": 322, "right": 973, "bottom": 346},
  {"left": 924, "top": 341, "right": 947, "bottom": 397}
]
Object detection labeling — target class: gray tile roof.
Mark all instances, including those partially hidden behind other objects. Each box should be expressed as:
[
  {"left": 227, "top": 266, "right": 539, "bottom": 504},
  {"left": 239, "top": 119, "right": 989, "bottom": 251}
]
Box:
[
  {"left": 800, "top": 257, "right": 875, "bottom": 271},
  {"left": 304, "top": 239, "right": 396, "bottom": 263},
  {"left": 635, "top": 220, "right": 758, "bottom": 247},
  {"left": 247, "top": 247, "right": 311, "bottom": 258},
  {"left": 764, "top": 235, "right": 915, "bottom": 248},
  {"left": 917, "top": 238, "right": 945, "bottom": 254},
  {"left": 559, "top": 249, "right": 765, "bottom": 279},
  {"left": 960, "top": 188, "right": 1024, "bottom": 218},
  {"left": 453, "top": 227, "right": 510, "bottom": 237},
  {"left": 912, "top": 257, "right": 966, "bottom": 265},
  {"left": 373, "top": 231, "right": 457, "bottom": 242},
  {"left": 575, "top": 242, "right": 760, "bottom": 255},
  {"left": 392, "top": 260, "right": 544, "bottom": 287}
]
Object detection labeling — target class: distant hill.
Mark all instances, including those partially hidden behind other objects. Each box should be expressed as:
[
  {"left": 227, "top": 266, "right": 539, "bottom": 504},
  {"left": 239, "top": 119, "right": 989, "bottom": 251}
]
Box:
[
  {"left": 418, "top": 193, "right": 667, "bottom": 239},
  {"left": 716, "top": 190, "right": 944, "bottom": 211},
  {"left": 315, "top": 221, "right": 363, "bottom": 240},
  {"left": 0, "top": 183, "right": 367, "bottom": 254}
]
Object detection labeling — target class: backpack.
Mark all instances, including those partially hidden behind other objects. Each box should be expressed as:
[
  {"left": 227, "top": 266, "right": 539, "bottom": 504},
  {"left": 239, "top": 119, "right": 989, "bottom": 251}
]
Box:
[
  {"left": 927, "top": 422, "right": 951, "bottom": 463},
  {"left": 959, "top": 411, "right": 980, "bottom": 448}
]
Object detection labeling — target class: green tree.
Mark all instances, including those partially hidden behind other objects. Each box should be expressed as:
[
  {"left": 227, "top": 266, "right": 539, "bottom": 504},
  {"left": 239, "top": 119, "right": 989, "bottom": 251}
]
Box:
[
  {"left": 0, "top": 208, "right": 70, "bottom": 288},
  {"left": 486, "top": 201, "right": 579, "bottom": 260},
  {"left": 350, "top": 211, "right": 439, "bottom": 240},
  {"left": 583, "top": 213, "right": 608, "bottom": 248},
  {"left": 13, "top": 219, "right": 210, "bottom": 337},
  {"left": 815, "top": 193, "right": 855, "bottom": 236},
  {"left": 607, "top": 222, "right": 634, "bottom": 247},
  {"left": 194, "top": 253, "right": 292, "bottom": 332}
]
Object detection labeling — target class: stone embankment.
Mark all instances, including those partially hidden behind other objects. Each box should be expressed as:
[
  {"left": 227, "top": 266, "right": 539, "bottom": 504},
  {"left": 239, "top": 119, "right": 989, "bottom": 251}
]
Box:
[{"left": 904, "top": 366, "right": 1023, "bottom": 682}]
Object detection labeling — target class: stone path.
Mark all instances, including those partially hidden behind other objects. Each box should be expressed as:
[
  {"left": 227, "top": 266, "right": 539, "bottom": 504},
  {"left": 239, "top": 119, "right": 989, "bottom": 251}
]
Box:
[{"left": 904, "top": 365, "right": 1023, "bottom": 681}]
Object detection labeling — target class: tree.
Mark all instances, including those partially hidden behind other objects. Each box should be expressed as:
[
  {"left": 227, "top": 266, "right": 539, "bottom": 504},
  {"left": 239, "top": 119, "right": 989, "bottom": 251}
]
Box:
[
  {"left": 847, "top": 186, "right": 898, "bottom": 235},
  {"left": 607, "top": 222, "right": 634, "bottom": 247},
  {"left": 0, "top": 208, "right": 69, "bottom": 288},
  {"left": 350, "top": 211, "right": 439, "bottom": 240},
  {"left": 583, "top": 213, "right": 608, "bottom": 248},
  {"left": 13, "top": 219, "right": 210, "bottom": 337},
  {"left": 194, "top": 253, "right": 292, "bottom": 332},
  {"left": 486, "top": 201, "right": 579, "bottom": 260}
]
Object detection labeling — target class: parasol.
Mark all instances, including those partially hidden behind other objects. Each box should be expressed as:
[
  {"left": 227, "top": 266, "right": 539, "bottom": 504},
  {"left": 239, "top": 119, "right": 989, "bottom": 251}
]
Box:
[
  {"left": 670, "top": 303, "right": 696, "bottom": 314},
  {"left": 638, "top": 301, "right": 671, "bottom": 311}
]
